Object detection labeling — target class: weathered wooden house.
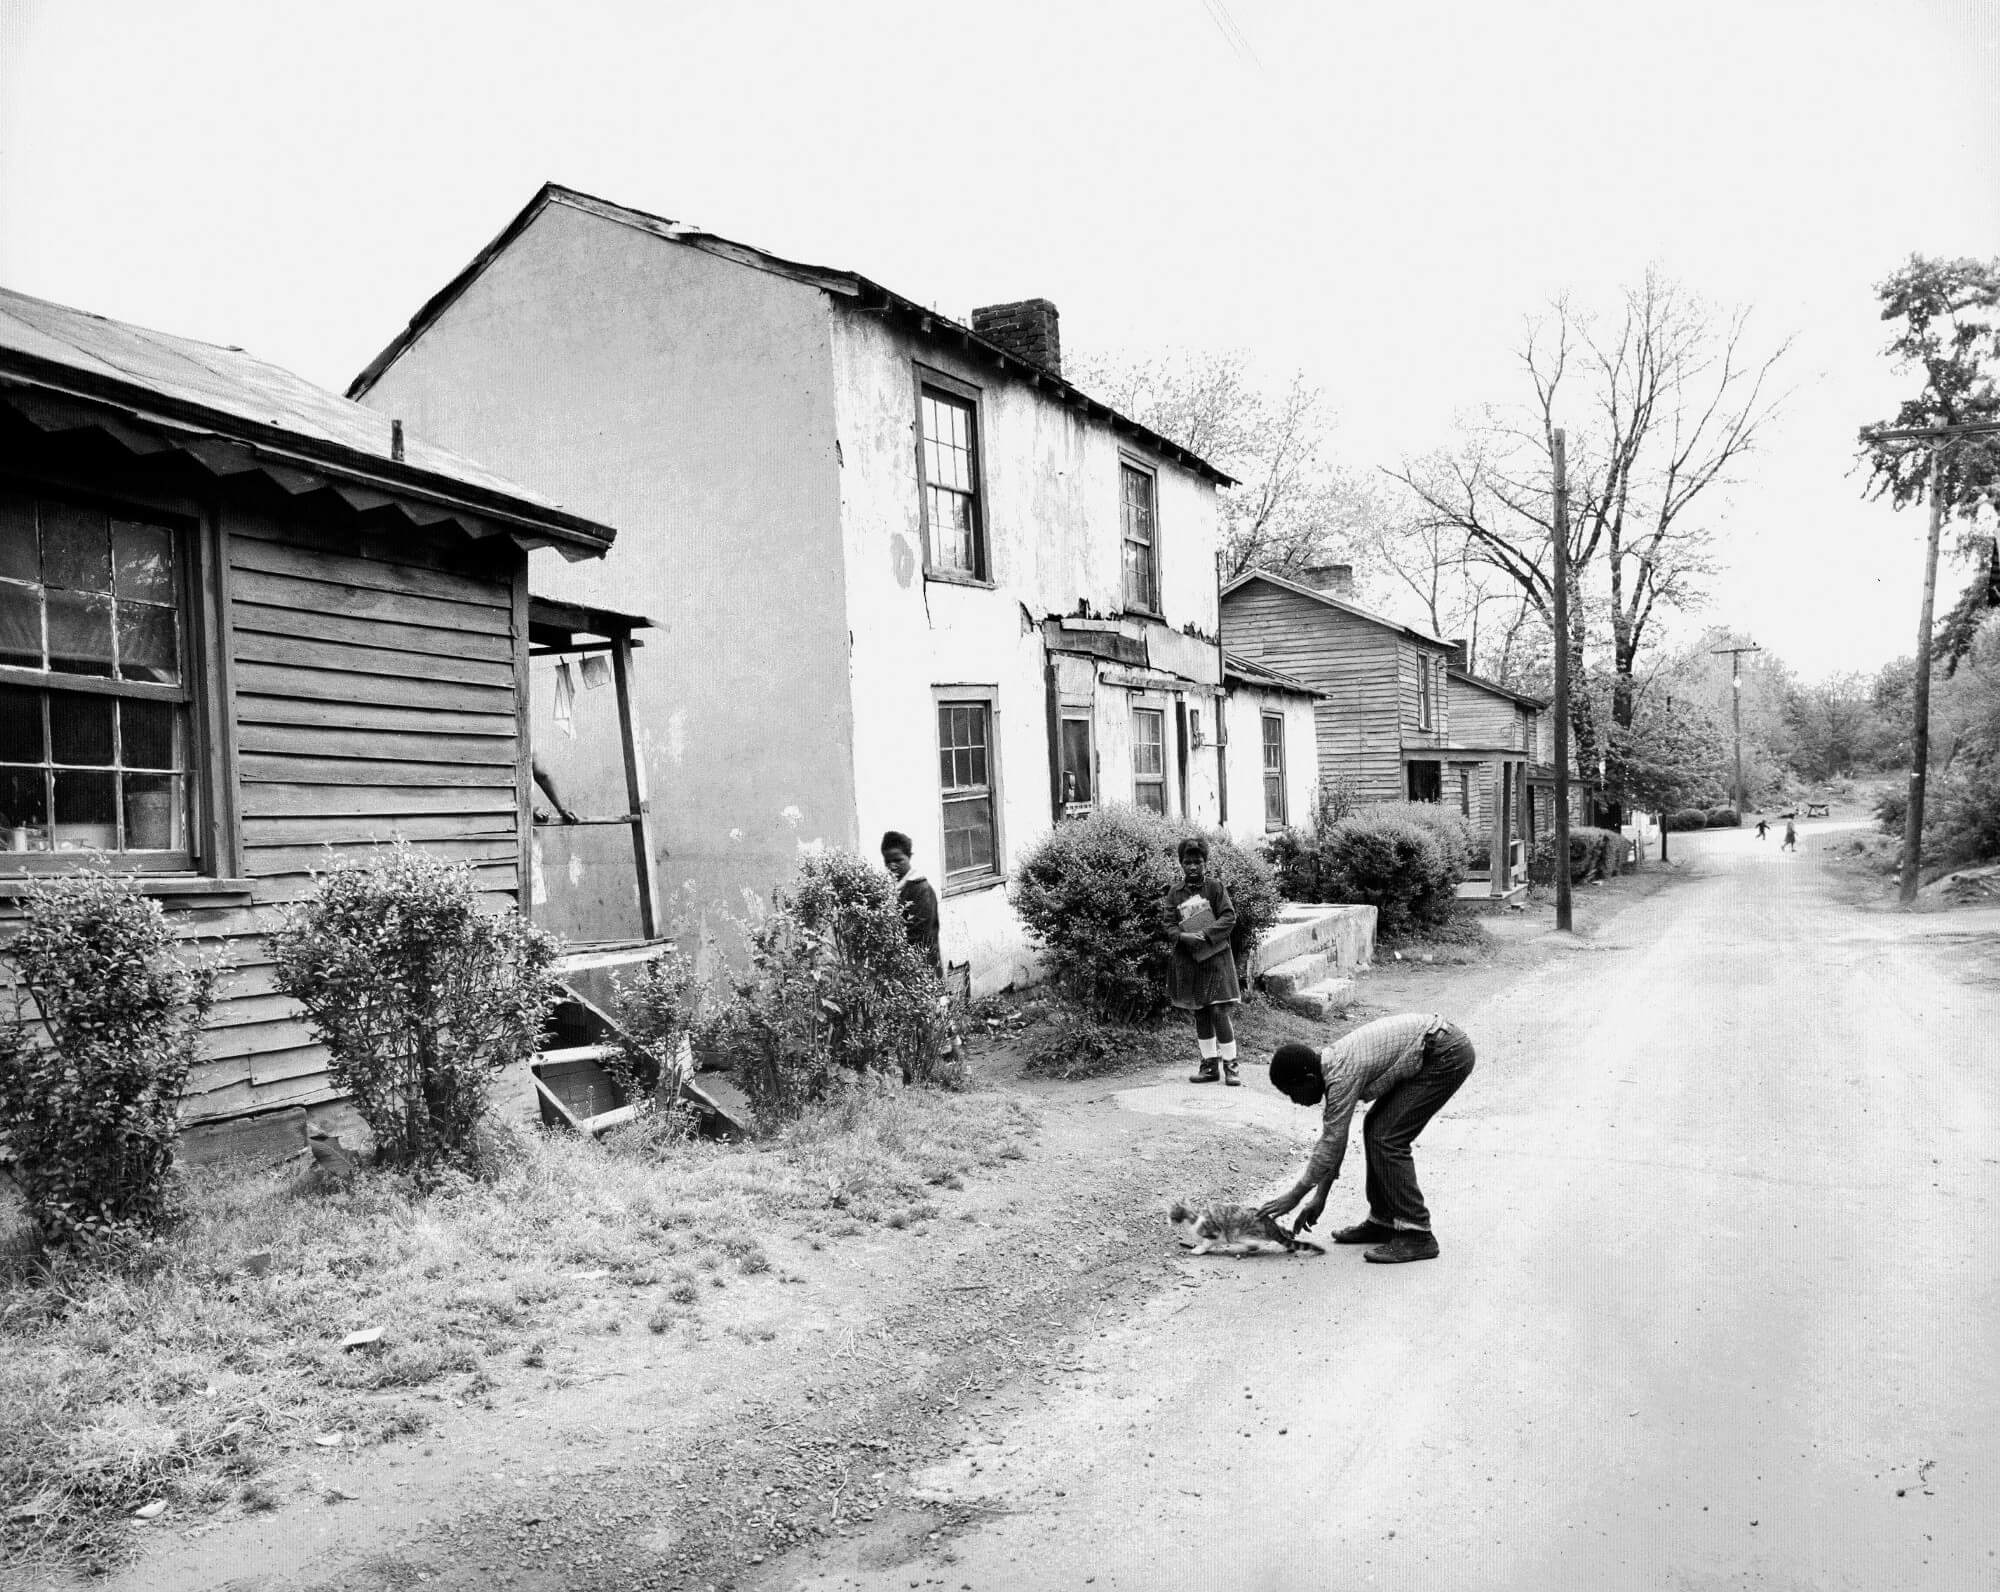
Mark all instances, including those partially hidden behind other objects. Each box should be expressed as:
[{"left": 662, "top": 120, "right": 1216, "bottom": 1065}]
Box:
[
  {"left": 1441, "top": 662, "right": 1547, "bottom": 897},
  {"left": 1220, "top": 564, "right": 1459, "bottom": 802},
  {"left": 0, "top": 286, "right": 618, "bottom": 1134},
  {"left": 1220, "top": 651, "right": 1321, "bottom": 844},
  {"left": 347, "top": 184, "right": 1234, "bottom": 992}
]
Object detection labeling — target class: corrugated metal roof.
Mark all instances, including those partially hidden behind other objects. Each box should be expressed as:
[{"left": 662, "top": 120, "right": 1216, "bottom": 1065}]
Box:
[
  {"left": 1222, "top": 649, "right": 1324, "bottom": 697},
  {"left": 0, "top": 285, "right": 616, "bottom": 552},
  {"left": 346, "top": 183, "right": 1238, "bottom": 489},
  {"left": 1221, "top": 569, "right": 1452, "bottom": 649}
]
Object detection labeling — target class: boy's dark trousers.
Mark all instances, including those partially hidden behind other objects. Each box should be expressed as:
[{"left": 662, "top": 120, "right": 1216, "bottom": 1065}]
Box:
[{"left": 1361, "top": 1023, "right": 1475, "bottom": 1233}]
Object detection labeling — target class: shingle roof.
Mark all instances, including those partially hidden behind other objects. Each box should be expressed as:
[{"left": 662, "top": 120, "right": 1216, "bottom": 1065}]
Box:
[
  {"left": 345, "top": 183, "right": 1236, "bottom": 489},
  {"left": 0, "top": 284, "right": 616, "bottom": 555},
  {"left": 1447, "top": 665, "right": 1548, "bottom": 711}
]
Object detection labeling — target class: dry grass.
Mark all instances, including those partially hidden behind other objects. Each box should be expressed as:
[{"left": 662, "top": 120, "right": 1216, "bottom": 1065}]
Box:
[{"left": 0, "top": 1081, "right": 1036, "bottom": 1572}]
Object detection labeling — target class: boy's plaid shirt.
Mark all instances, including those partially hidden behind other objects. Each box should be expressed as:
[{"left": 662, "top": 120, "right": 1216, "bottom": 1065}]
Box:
[{"left": 1303, "top": 1012, "right": 1445, "bottom": 1183}]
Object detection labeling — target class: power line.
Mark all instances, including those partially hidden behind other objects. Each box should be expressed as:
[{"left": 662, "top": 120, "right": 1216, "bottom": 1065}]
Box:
[{"left": 1200, "top": 0, "right": 1264, "bottom": 71}]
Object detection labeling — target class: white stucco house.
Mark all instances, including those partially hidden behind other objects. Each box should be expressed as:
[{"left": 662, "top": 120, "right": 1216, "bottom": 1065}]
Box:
[
  {"left": 349, "top": 184, "right": 1233, "bottom": 991},
  {"left": 1221, "top": 651, "right": 1321, "bottom": 845}
]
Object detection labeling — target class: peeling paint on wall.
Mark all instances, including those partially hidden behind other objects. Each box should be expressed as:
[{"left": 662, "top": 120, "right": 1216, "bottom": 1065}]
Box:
[{"left": 891, "top": 533, "right": 916, "bottom": 588}]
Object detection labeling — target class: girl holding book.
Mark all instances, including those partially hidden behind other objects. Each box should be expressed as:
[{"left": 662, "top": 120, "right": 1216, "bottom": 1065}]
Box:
[{"left": 1167, "top": 836, "right": 1242, "bottom": 1085}]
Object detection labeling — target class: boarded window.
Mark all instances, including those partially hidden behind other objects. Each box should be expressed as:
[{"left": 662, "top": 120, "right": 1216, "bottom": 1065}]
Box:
[
  {"left": 1121, "top": 464, "right": 1158, "bottom": 613},
  {"left": 0, "top": 489, "right": 194, "bottom": 866},
  {"left": 938, "top": 699, "right": 997, "bottom": 881},
  {"left": 1261, "top": 712, "right": 1286, "bottom": 829},
  {"left": 920, "top": 386, "right": 983, "bottom": 577},
  {"left": 1132, "top": 706, "right": 1166, "bottom": 813}
]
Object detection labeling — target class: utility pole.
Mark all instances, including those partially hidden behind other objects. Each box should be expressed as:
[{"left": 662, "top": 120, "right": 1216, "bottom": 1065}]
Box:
[
  {"left": 1551, "top": 429, "right": 1573, "bottom": 933},
  {"left": 1857, "top": 418, "right": 2000, "bottom": 904},
  {"left": 1709, "top": 642, "right": 1763, "bottom": 817}
]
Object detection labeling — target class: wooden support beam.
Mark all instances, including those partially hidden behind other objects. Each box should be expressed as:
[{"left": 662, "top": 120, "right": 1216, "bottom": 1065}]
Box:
[{"left": 611, "top": 632, "right": 664, "bottom": 939}]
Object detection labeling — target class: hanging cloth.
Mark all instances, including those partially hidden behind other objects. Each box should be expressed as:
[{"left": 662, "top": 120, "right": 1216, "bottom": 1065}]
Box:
[
  {"left": 580, "top": 655, "right": 612, "bottom": 691},
  {"left": 552, "top": 660, "right": 577, "bottom": 739}
]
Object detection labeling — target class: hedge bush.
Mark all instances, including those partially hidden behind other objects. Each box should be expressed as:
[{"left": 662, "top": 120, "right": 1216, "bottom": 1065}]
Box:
[
  {"left": 1267, "top": 801, "right": 1470, "bottom": 936},
  {"left": 1010, "top": 806, "right": 1279, "bottom": 1023},
  {"left": 1666, "top": 809, "right": 1710, "bottom": 832},
  {"left": 1363, "top": 801, "right": 1482, "bottom": 872},
  {"left": 1705, "top": 807, "right": 1742, "bottom": 828},
  {"left": 1527, "top": 824, "right": 1629, "bottom": 885},
  {"left": 274, "top": 844, "right": 560, "bottom": 1178},
  {"left": 708, "top": 851, "right": 957, "bottom": 1124},
  {"left": 0, "top": 872, "right": 216, "bottom": 1247}
]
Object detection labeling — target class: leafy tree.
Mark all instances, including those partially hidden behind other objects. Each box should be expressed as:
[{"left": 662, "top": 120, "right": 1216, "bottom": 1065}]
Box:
[
  {"left": 1069, "top": 348, "right": 1375, "bottom": 581},
  {"left": 1602, "top": 692, "right": 1728, "bottom": 859}
]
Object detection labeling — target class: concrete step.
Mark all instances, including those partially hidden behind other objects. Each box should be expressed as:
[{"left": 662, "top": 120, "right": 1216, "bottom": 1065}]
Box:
[
  {"left": 1260, "top": 950, "right": 1335, "bottom": 995},
  {"left": 1268, "top": 975, "right": 1358, "bottom": 1021},
  {"left": 1249, "top": 904, "right": 1377, "bottom": 977}
]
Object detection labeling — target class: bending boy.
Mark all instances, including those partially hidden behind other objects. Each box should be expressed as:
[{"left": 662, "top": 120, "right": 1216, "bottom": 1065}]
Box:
[{"left": 1257, "top": 1014, "right": 1476, "bottom": 1264}]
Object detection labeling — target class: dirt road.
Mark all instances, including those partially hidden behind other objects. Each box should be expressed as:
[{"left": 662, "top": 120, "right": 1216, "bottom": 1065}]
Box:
[{"left": 795, "top": 825, "right": 2000, "bottom": 1591}]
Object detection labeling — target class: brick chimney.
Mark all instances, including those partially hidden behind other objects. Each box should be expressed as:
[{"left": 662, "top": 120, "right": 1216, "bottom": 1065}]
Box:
[
  {"left": 1445, "top": 638, "right": 1468, "bottom": 669},
  {"left": 1298, "top": 562, "right": 1354, "bottom": 598},
  {"left": 970, "top": 299, "right": 1061, "bottom": 377}
]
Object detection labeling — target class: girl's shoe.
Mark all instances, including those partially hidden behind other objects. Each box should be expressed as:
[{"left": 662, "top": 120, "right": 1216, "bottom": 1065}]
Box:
[
  {"left": 1221, "top": 1060, "right": 1241, "bottom": 1087},
  {"left": 1189, "top": 1059, "right": 1221, "bottom": 1084}
]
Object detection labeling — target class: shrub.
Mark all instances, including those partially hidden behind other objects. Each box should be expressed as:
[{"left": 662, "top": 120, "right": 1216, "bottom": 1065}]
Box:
[
  {"left": 1527, "top": 824, "right": 1627, "bottom": 885},
  {"left": 1705, "top": 807, "right": 1742, "bottom": 828},
  {"left": 1010, "top": 807, "right": 1279, "bottom": 1023},
  {"left": 1362, "top": 801, "right": 1481, "bottom": 874},
  {"left": 1921, "top": 768, "right": 2000, "bottom": 875},
  {"left": 274, "top": 844, "right": 560, "bottom": 1178},
  {"left": 708, "top": 851, "right": 955, "bottom": 1125},
  {"left": 1875, "top": 787, "right": 1907, "bottom": 833},
  {"left": 1313, "top": 815, "right": 1456, "bottom": 938},
  {"left": 1666, "top": 808, "right": 1710, "bottom": 832},
  {"left": 0, "top": 872, "right": 216, "bottom": 1247},
  {"left": 607, "top": 943, "right": 708, "bottom": 1104}
]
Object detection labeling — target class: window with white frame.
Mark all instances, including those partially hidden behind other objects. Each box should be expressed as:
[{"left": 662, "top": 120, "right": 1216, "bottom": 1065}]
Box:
[
  {"left": 917, "top": 375, "right": 985, "bottom": 579},
  {"left": 937, "top": 696, "right": 999, "bottom": 883},
  {"left": 1120, "top": 463, "right": 1159, "bottom": 614},
  {"left": 1131, "top": 705, "right": 1166, "bottom": 813},
  {"left": 1261, "top": 712, "right": 1287, "bottom": 829},
  {"left": 1058, "top": 710, "right": 1093, "bottom": 813},
  {"left": 0, "top": 486, "right": 198, "bottom": 868}
]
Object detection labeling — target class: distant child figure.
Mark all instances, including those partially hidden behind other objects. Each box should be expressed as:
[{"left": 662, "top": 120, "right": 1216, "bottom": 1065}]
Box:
[
  {"left": 1167, "top": 837, "right": 1243, "bottom": 1085},
  {"left": 1782, "top": 818, "right": 1797, "bottom": 852},
  {"left": 1755, "top": 818, "right": 1769, "bottom": 840},
  {"left": 880, "top": 830, "right": 941, "bottom": 976}
]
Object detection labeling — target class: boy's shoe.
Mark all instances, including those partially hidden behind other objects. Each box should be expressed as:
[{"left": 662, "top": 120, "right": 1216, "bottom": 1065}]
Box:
[
  {"left": 1332, "top": 1219, "right": 1397, "bottom": 1246},
  {"left": 1222, "top": 1061, "right": 1241, "bottom": 1087},
  {"left": 1364, "top": 1231, "right": 1440, "bottom": 1264},
  {"left": 1189, "top": 1059, "right": 1221, "bottom": 1084}
]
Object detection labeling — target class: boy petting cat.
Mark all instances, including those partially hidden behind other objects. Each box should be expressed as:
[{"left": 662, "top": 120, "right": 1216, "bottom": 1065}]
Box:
[
  {"left": 1166, "top": 836, "right": 1243, "bottom": 1085},
  {"left": 1257, "top": 1013, "right": 1476, "bottom": 1264}
]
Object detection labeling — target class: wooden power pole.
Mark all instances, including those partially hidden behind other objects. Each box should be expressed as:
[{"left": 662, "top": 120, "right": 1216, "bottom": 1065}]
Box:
[
  {"left": 1709, "top": 642, "right": 1763, "bottom": 818},
  {"left": 1551, "top": 429, "right": 1573, "bottom": 933}
]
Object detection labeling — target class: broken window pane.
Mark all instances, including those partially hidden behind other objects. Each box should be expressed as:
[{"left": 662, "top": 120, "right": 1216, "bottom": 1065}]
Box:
[{"left": 51, "top": 693, "right": 115, "bottom": 766}]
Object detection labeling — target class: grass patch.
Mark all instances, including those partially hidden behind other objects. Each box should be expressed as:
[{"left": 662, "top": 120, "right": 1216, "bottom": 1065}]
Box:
[
  {"left": 1378, "top": 906, "right": 1494, "bottom": 962},
  {"left": 1019, "top": 1011, "right": 1186, "bottom": 1080},
  {"left": 0, "top": 1081, "right": 1036, "bottom": 1572}
]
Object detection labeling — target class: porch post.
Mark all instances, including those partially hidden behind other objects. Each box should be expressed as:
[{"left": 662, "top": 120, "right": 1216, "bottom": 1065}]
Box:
[
  {"left": 1488, "top": 758, "right": 1507, "bottom": 895},
  {"left": 611, "top": 632, "right": 664, "bottom": 939}
]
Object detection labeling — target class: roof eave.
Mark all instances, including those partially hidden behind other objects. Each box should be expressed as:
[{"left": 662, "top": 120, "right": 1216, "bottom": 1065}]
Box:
[{"left": 2, "top": 355, "right": 616, "bottom": 555}]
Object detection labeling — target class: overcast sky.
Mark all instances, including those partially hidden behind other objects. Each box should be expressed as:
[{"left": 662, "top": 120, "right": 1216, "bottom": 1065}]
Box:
[{"left": 3, "top": 0, "right": 1996, "bottom": 679}]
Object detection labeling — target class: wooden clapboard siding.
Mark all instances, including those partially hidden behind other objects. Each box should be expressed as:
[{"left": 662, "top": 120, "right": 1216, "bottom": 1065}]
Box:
[
  {"left": 166, "top": 503, "right": 532, "bottom": 1125},
  {"left": 1448, "top": 676, "right": 1525, "bottom": 747},
  {"left": 1223, "top": 580, "right": 1405, "bottom": 802}
]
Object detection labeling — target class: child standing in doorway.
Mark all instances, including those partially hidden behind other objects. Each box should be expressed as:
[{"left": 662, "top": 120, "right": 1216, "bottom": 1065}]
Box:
[{"left": 1167, "top": 836, "right": 1243, "bottom": 1085}]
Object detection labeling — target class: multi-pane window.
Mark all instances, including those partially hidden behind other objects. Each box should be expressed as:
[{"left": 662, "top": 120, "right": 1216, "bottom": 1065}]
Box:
[
  {"left": 1132, "top": 706, "right": 1166, "bottom": 813},
  {"left": 937, "top": 700, "right": 997, "bottom": 882},
  {"left": 1058, "top": 713, "right": 1093, "bottom": 813},
  {"left": 920, "top": 386, "right": 983, "bottom": 577},
  {"left": 1120, "top": 464, "right": 1158, "bottom": 613},
  {"left": 0, "top": 488, "right": 193, "bottom": 864},
  {"left": 1261, "top": 713, "right": 1286, "bottom": 829}
]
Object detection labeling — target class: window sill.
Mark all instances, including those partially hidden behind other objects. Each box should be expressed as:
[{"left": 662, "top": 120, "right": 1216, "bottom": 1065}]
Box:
[
  {"left": 924, "top": 567, "right": 996, "bottom": 591},
  {"left": 0, "top": 876, "right": 254, "bottom": 910},
  {"left": 942, "top": 873, "right": 1006, "bottom": 899}
]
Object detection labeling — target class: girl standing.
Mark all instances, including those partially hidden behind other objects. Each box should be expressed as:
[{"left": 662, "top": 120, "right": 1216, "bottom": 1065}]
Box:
[{"left": 1167, "top": 836, "right": 1243, "bottom": 1085}]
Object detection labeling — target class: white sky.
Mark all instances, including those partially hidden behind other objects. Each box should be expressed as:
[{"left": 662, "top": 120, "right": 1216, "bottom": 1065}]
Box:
[{"left": 3, "top": 0, "right": 1996, "bottom": 679}]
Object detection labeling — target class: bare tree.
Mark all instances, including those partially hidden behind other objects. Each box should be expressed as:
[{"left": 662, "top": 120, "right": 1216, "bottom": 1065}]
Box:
[
  {"left": 1387, "top": 272, "right": 1790, "bottom": 775},
  {"left": 1070, "top": 348, "right": 1371, "bottom": 581}
]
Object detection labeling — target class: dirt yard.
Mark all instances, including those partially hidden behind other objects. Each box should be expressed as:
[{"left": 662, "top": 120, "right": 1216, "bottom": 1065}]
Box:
[{"left": 3, "top": 877, "right": 1669, "bottom": 1592}]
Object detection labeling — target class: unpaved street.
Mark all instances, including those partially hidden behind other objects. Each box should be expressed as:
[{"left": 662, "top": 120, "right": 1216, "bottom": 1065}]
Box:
[{"left": 795, "top": 827, "right": 2000, "bottom": 1592}]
